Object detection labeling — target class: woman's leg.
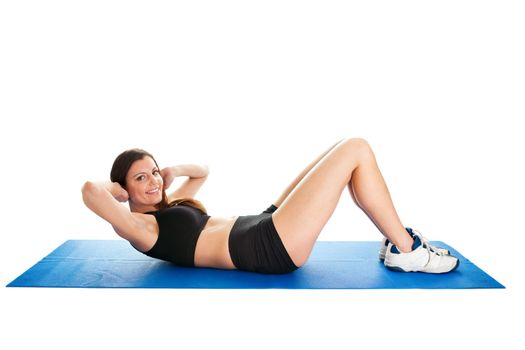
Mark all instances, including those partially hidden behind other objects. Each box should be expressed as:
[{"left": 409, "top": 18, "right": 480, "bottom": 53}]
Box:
[
  {"left": 272, "top": 138, "right": 413, "bottom": 267},
  {"left": 272, "top": 139, "right": 376, "bottom": 227},
  {"left": 347, "top": 166, "right": 399, "bottom": 242},
  {"left": 271, "top": 139, "right": 345, "bottom": 207}
]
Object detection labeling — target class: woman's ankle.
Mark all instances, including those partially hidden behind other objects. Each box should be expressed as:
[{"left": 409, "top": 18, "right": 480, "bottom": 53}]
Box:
[{"left": 395, "top": 236, "right": 414, "bottom": 253}]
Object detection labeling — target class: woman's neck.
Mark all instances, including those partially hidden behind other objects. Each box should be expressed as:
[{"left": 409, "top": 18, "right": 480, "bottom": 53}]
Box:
[{"left": 129, "top": 202, "right": 158, "bottom": 214}]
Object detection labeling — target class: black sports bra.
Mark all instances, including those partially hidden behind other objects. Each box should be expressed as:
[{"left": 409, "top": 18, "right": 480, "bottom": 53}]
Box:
[{"left": 140, "top": 205, "right": 210, "bottom": 266}]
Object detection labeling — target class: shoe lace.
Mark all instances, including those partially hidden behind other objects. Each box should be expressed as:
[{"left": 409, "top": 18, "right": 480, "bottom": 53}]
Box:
[{"left": 411, "top": 229, "right": 445, "bottom": 256}]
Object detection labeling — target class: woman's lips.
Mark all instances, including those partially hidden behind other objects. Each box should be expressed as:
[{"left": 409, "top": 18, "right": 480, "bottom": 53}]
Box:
[{"left": 146, "top": 187, "right": 160, "bottom": 195}]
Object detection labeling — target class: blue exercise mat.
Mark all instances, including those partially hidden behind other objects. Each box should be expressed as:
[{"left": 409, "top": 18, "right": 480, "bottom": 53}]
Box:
[{"left": 6, "top": 240, "right": 504, "bottom": 289}]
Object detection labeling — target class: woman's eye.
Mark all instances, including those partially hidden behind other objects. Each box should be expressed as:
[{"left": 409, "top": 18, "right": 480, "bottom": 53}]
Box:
[
  {"left": 137, "top": 175, "right": 145, "bottom": 181},
  {"left": 153, "top": 170, "right": 160, "bottom": 175}
]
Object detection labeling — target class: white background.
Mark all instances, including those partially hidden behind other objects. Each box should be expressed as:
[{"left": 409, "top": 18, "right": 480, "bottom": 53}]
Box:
[{"left": 1, "top": 1, "right": 524, "bottom": 349}]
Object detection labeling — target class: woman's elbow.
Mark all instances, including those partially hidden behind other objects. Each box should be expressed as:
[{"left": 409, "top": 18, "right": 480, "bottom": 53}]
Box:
[
  {"left": 81, "top": 181, "right": 99, "bottom": 204},
  {"left": 81, "top": 181, "right": 94, "bottom": 195}
]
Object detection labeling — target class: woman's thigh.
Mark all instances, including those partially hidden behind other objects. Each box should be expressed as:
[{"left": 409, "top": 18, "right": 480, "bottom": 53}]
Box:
[
  {"left": 272, "top": 138, "right": 371, "bottom": 266},
  {"left": 272, "top": 139, "right": 344, "bottom": 207}
]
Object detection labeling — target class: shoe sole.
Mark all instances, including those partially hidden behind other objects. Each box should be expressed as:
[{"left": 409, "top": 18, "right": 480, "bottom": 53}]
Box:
[
  {"left": 379, "top": 251, "right": 451, "bottom": 262},
  {"left": 385, "top": 259, "right": 460, "bottom": 274},
  {"left": 380, "top": 249, "right": 450, "bottom": 263},
  {"left": 385, "top": 265, "right": 407, "bottom": 272}
]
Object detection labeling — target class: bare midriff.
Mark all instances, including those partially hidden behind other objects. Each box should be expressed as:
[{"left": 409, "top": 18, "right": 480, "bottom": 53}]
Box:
[{"left": 194, "top": 215, "right": 239, "bottom": 269}]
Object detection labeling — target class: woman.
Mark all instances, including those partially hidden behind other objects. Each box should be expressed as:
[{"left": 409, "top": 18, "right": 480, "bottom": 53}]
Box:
[{"left": 82, "top": 138, "right": 459, "bottom": 274}]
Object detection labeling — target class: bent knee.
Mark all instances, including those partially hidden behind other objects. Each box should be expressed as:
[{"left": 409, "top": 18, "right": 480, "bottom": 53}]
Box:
[
  {"left": 342, "top": 137, "right": 370, "bottom": 148},
  {"left": 340, "top": 137, "right": 374, "bottom": 158}
]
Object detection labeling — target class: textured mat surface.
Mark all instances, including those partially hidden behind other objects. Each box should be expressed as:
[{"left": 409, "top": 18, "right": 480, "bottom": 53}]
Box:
[{"left": 6, "top": 240, "right": 504, "bottom": 289}]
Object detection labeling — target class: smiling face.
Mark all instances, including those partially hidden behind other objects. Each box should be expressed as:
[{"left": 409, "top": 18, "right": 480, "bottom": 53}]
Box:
[{"left": 125, "top": 156, "right": 164, "bottom": 211}]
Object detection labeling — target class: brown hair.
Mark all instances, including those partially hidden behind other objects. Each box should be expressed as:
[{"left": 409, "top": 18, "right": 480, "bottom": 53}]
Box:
[{"left": 110, "top": 148, "right": 207, "bottom": 213}]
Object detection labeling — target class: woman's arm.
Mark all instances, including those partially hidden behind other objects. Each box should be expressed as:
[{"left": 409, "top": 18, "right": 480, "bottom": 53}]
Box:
[
  {"left": 81, "top": 181, "right": 139, "bottom": 240},
  {"left": 161, "top": 164, "right": 209, "bottom": 201}
]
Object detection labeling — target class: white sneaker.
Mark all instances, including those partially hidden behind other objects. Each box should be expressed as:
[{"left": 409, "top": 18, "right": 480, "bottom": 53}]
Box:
[
  {"left": 384, "top": 234, "right": 459, "bottom": 274},
  {"left": 378, "top": 227, "right": 450, "bottom": 261}
]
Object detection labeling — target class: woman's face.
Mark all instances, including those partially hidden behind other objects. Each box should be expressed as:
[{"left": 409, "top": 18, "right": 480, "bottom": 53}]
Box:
[{"left": 125, "top": 156, "right": 164, "bottom": 207}]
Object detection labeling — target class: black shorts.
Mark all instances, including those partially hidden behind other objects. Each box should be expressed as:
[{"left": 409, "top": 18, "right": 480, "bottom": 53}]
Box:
[{"left": 228, "top": 205, "right": 299, "bottom": 274}]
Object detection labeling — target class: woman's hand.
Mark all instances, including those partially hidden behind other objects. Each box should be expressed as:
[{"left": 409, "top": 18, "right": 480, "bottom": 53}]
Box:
[
  {"left": 160, "top": 164, "right": 209, "bottom": 191},
  {"left": 160, "top": 167, "right": 177, "bottom": 190},
  {"left": 109, "top": 182, "right": 129, "bottom": 202}
]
